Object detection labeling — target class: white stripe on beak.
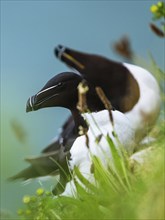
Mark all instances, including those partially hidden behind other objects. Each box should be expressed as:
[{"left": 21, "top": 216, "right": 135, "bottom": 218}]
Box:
[
  {"left": 29, "top": 96, "right": 34, "bottom": 111},
  {"left": 37, "top": 85, "right": 59, "bottom": 96}
]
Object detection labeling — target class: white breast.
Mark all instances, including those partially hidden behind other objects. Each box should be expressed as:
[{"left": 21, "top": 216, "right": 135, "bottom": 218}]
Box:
[
  {"left": 70, "top": 111, "right": 134, "bottom": 179},
  {"left": 61, "top": 110, "right": 135, "bottom": 196}
]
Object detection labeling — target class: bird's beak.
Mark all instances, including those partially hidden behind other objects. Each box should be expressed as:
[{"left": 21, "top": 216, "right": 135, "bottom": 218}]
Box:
[
  {"left": 26, "top": 88, "right": 60, "bottom": 113},
  {"left": 26, "top": 95, "right": 37, "bottom": 112}
]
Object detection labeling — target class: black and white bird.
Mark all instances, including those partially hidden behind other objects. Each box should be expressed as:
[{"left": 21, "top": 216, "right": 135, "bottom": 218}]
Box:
[
  {"left": 11, "top": 47, "right": 161, "bottom": 195},
  {"left": 11, "top": 71, "right": 135, "bottom": 194}
]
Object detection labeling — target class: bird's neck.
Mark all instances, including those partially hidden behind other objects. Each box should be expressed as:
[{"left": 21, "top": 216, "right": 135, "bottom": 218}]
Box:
[{"left": 71, "top": 109, "right": 88, "bottom": 133}]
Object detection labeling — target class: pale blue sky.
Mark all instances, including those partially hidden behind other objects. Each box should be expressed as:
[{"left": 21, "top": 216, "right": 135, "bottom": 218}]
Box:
[
  {"left": 1, "top": 0, "right": 164, "bottom": 149},
  {"left": 1, "top": 0, "right": 164, "bottom": 213}
]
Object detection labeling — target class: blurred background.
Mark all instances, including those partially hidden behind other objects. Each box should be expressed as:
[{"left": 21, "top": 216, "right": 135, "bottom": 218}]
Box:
[{"left": 1, "top": 0, "right": 164, "bottom": 215}]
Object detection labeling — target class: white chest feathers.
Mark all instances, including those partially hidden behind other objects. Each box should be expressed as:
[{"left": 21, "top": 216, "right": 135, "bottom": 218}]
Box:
[{"left": 69, "top": 110, "right": 135, "bottom": 180}]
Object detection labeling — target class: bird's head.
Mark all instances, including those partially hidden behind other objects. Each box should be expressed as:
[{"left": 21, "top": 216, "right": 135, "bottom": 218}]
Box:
[{"left": 26, "top": 72, "right": 84, "bottom": 112}]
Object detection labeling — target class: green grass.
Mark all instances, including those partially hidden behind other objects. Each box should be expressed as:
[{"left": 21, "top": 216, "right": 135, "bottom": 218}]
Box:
[{"left": 15, "top": 118, "right": 164, "bottom": 220}]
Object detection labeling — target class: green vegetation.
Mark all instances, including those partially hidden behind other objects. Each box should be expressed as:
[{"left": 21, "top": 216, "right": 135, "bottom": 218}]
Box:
[{"left": 16, "top": 119, "right": 164, "bottom": 220}]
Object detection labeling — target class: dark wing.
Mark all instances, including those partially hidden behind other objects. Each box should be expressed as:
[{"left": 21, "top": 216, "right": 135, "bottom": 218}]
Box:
[{"left": 42, "top": 115, "right": 77, "bottom": 153}]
